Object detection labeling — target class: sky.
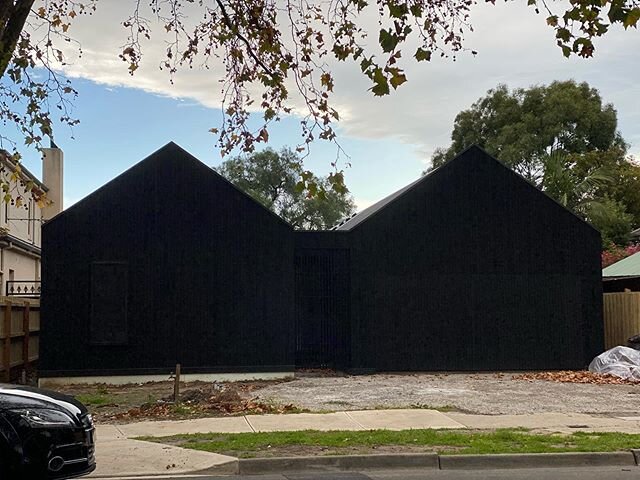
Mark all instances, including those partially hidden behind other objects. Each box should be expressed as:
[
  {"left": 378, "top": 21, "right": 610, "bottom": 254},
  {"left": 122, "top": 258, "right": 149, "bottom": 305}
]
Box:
[{"left": 9, "top": 1, "right": 640, "bottom": 211}]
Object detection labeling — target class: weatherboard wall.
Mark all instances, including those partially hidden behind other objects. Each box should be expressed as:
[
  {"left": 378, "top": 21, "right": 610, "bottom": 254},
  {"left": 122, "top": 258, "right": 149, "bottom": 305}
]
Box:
[
  {"left": 40, "top": 144, "right": 295, "bottom": 377},
  {"left": 347, "top": 147, "right": 603, "bottom": 371}
]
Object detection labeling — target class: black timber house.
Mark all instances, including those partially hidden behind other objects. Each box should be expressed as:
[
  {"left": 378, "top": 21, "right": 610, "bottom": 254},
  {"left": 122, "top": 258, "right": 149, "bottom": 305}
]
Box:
[{"left": 39, "top": 143, "right": 603, "bottom": 381}]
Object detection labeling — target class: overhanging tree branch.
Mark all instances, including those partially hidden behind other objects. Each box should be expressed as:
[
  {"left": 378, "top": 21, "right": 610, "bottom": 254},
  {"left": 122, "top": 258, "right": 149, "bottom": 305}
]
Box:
[
  {"left": 0, "top": 0, "right": 35, "bottom": 79},
  {"left": 214, "top": 0, "right": 275, "bottom": 78}
]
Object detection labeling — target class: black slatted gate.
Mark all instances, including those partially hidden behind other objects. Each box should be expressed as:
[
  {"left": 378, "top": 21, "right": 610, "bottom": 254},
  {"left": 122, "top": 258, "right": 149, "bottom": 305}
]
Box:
[{"left": 295, "top": 249, "right": 350, "bottom": 368}]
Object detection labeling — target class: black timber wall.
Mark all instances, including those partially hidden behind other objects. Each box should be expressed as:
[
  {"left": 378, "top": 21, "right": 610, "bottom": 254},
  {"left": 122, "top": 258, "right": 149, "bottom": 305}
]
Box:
[
  {"left": 40, "top": 143, "right": 295, "bottom": 377},
  {"left": 294, "top": 232, "right": 351, "bottom": 369},
  {"left": 347, "top": 147, "right": 603, "bottom": 371},
  {"left": 39, "top": 143, "right": 604, "bottom": 376}
]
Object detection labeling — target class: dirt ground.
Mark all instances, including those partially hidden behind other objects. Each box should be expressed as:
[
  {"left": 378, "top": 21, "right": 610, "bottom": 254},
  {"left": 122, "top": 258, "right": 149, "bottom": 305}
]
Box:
[
  {"left": 55, "top": 378, "right": 300, "bottom": 423},
  {"left": 57, "top": 370, "right": 640, "bottom": 423},
  {"left": 255, "top": 372, "right": 640, "bottom": 416}
]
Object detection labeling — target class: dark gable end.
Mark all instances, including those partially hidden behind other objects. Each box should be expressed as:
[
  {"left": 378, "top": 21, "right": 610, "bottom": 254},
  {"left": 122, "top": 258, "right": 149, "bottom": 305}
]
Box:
[
  {"left": 459, "top": 145, "right": 599, "bottom": 237},
  {"left": 346, "top": 144, "right": 602, "bottom": 371},
  {"left": 339, "top": 145, "right": 599, "bottom": 238},
  {"left": 44, "top": 141, "right": 292, "bottom": 229},
  {"left": 40, "top": 142, "right": 295, "bottom": 377}
]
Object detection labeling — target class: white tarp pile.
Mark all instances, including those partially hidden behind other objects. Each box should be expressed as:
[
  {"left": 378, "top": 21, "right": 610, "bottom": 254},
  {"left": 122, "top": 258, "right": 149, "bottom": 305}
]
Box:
[{"left": 589, "top": 346, "right": 640, "bottom": 381}]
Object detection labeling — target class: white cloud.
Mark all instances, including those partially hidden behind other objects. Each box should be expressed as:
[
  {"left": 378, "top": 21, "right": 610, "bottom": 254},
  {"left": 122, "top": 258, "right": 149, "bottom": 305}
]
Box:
[
  {"left": 327, "top": 3, "right": 640, "bottom": 159},
  {"left": 47, "top": 1, "right": 640, "bottom": 157}
]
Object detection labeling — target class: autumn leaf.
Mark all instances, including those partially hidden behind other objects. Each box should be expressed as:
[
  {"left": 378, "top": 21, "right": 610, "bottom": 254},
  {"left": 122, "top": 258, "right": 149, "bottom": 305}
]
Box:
[
  {"left": 320, "top": 73, "right": 334, "bottom": 91},
  {"left": 389, "top": 70, "right": 407, "bottom": 89},
  {"left": 556, "top": 28, "right": 572, "bottom": 43},
  {"left": 257, "top": 128, "right": 269, "bottom": 142},
  {"left": 379, "top": 29, "right": 399, "bottom": 53},
  {"left": 623, "top": 8, "right": 640, "bottom": 28},
  {"left": 370, "top": 67, "right": 390, "bottom": 96},
  {"left": 513, "top": 371, "right": 639, "bottom": 385},
  {"left": 414, "top": 47, "right": 432, "bottom": 62}
]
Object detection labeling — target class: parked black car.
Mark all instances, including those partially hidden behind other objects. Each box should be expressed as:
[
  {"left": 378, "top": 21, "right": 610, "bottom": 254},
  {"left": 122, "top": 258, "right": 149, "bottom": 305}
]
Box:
[{"left": 0, "top": 383, "right": 95, "bottom": 479}]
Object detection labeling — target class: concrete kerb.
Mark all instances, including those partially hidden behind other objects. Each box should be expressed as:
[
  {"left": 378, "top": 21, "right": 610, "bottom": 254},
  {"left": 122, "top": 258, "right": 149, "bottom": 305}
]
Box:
[
  {"left": 238, "top": 453, "right": 439, "bottom": 474},
  {"left": 237, "top": 451, "right": 639, "bottom": 475},
  {"left": 438, "top": 452, "right": 637, "bottom": 470}
]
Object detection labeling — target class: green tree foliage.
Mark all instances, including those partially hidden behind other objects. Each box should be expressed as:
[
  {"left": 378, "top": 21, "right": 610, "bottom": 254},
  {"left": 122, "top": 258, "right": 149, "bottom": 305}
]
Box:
[
  {"left": 430, "top": 81, "right": 640, "bottom": 245},
  {"left": 540, "top": 148, "right": 632, "bottom": 245},
  {"left": 540, "top": 149, "right": 612, "bottom": 215},
  {"left": 430, "top": 81, "right": 620, "bottom": 183},
  {"left": 571, "top": 148, "right": 640, "bottom": 230},
  {"left": 218, "top": 148, "right": 356, "bottom": 229},
  {"left": 587, "top": 197, "right": 633, "bottom": 246}
]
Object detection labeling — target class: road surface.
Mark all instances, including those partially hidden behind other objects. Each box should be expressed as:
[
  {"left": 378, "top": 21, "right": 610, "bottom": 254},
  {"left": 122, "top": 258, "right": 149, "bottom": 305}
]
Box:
[{"left": 96, "top": 466, "right": 640, "bottom": 480}]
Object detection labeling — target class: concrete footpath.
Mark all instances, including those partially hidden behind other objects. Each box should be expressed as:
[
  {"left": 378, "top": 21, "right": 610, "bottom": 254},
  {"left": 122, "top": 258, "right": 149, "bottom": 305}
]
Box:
[{"left": 88, "top": 409, "right": 640, "bottom": 478}]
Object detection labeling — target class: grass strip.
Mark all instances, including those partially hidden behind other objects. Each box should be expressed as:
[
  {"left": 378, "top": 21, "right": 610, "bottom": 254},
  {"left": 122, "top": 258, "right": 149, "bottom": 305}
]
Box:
[
  {"left": 137, "top": 428, "right": 640, "bottom": 458},
  {"left": 74, "top": 393, "right": 115, "bottom": 406}
]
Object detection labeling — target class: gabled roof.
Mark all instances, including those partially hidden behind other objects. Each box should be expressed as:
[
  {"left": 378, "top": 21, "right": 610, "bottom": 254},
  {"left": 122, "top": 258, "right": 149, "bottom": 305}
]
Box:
[
  {"left": 603, "top": 252, "right": 640, "bottom": 278},
  {"left": 335, "top": 145, "right": 489, "bottom": 231},
  {"left": 333, "top": 176, "right": 423, "bottom": 230},
  {"left": 334, "top": 145, "right": 597, "bottom": 233},
  {"left": 44, "top": 142, "right": 292, "bottom": 228}
]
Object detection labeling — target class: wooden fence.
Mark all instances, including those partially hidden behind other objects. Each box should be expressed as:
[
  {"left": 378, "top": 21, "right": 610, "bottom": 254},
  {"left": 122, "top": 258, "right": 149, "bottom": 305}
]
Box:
[
  {"left": 603, "top": 291, "right": 640, "bottom": 349},
  {"left": 0, "top": 297, "right": 39, "bottom": 381}
]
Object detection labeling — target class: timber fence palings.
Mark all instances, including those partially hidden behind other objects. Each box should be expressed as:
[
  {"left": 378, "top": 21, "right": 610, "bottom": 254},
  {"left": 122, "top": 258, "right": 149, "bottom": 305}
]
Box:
[
  {"left": 0, "top": 297, "right": 40, "bottom": 381},
  {"left": 603, "top": 291, "right": 640, "bottom": 349}
]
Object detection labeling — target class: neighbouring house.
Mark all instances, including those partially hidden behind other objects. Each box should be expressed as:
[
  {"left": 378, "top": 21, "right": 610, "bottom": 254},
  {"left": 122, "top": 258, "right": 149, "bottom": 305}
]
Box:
[
  {"left": 39, "top": 143, "right": 603, "bottom": 384},
  {"left": 603, "top": 252, "right": 640, "bottom": 292},
  {"left": 0, "top": 146, "right": 63, "bottom": 298}
]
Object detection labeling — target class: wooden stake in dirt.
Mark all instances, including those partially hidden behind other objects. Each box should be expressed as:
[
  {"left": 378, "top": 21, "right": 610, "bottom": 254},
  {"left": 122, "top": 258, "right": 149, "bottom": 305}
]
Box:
[{"left": 174, "top": 363, "right": 181, "bottom": 404}]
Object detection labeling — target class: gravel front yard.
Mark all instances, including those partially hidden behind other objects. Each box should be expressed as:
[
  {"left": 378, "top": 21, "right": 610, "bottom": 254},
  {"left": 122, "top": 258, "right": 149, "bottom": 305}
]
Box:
[
  {"left": 59, "top": 371, "right": 640, "bottom": 422},
  {"left": 255, "top": 373, "right": 640, "bottom": 416}
]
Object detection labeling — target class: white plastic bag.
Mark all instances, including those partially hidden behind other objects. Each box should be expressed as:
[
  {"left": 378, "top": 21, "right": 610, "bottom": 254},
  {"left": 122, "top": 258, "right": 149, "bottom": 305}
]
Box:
[{"left": 588, "top": 346, "right": 640, "bottom": 381}]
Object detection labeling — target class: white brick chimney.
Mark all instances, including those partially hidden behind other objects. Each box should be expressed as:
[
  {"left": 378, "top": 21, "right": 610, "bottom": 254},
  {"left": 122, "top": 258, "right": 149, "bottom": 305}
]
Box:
[{"left": 41, "top": 143, "right": 64, "bottom": 220}]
